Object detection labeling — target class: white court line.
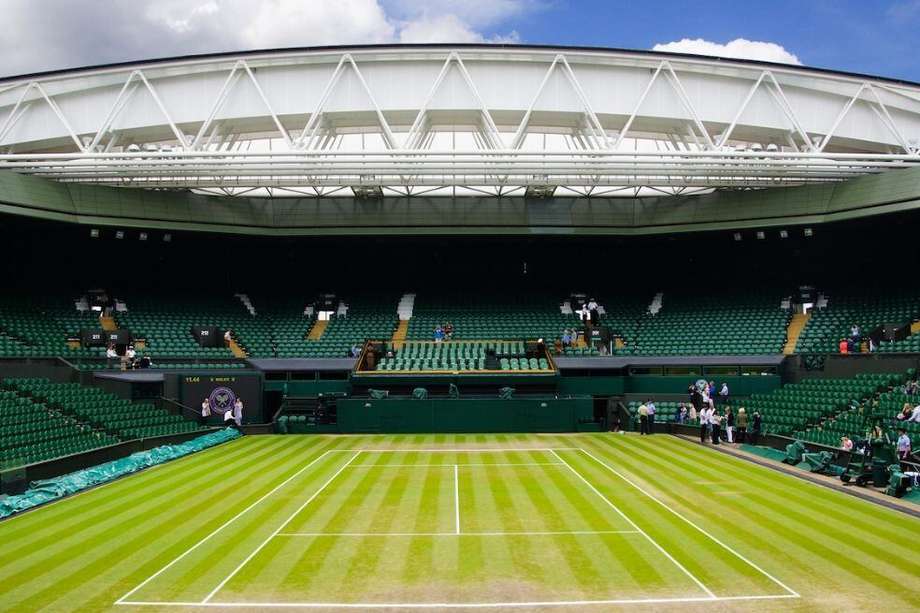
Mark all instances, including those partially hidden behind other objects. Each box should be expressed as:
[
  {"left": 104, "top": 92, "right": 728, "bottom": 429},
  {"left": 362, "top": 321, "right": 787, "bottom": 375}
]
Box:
[
  {"left": 346, "top": 448, "right": 581, "bottom": 453},
  {"left": 454, "top": 464, "right": 461, "bottom": 535},
  {"left": 201, "top": 450, "right": 361, "bottom": 604},
  {"left": 578, "top": 447, "right": 799, "bottom": 598},
  {"left": 549, "top": 450, "right": 716, "bottom": 599},
  {"left": 275, "top": 530, "right": 640, "bottom": 537},
  {"left": 117, "top": 593, "right": 800, "bottom": 608},
  {"left": 115, "top": 447, "right": 349, "bottom": 604},
  {"left": 346, "top": 462, "right": 564, "bottom": 467}
]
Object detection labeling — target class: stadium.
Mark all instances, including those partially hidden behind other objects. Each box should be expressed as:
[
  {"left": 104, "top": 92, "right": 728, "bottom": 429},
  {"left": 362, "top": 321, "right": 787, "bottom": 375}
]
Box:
[{"left": 0, "top": 40, "right": 919, "bottom": 612}]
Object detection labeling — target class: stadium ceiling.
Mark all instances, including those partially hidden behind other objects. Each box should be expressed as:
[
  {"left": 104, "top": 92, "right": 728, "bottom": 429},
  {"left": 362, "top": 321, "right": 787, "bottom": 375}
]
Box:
[{"left": 1, "top": 44, "right": 919, "bottom": 198}]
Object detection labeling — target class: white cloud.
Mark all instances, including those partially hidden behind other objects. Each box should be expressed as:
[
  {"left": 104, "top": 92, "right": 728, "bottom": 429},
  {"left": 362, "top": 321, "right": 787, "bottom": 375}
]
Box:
[
  {"left": 0, "top": 0, "right": 530, "bottom": 77},
  {"left": 652, "top": 38, "right": 802, "bottom": 65},
  {"left": 398, "top": 14, "right": 520, "bottom": 44}
]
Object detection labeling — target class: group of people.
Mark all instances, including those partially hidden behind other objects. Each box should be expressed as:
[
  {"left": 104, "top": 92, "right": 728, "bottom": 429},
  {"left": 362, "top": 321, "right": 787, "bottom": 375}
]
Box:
[
  {"left": 838, "top": 323, "right": 876, "bottom": 354},
  {"left": 105, "top": 343, "right": 151, "bottom": 370},
  {"left": 200, "top": 396, "right": 244, "bottom": 427},
  {"left": 695, "top": 405, "right": 760, "bottom": 445},
  {"left": 433, "top": 322, "right": 454, "bottom": 342}
]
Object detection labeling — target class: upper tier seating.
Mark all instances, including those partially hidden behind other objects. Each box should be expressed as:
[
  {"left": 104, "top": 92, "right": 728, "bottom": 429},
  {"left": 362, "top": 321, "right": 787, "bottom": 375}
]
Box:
[
  {"left": 117, "top": 298, "right": 241, "bottom": 359},
  {"left": 0, "top": 296, "right": 106, "bottom": 358},
  {"left": 407, "top": 295, "right": 574, "bottom": 342},
  {"left": 301, "top": 296, "right": 399, "bottom": 358},
  {"left": 796, "top": 290, "right": 920, "bottom": 353},
  {"left": 632, "top": 292, "right": 789, "bottom": 356}
]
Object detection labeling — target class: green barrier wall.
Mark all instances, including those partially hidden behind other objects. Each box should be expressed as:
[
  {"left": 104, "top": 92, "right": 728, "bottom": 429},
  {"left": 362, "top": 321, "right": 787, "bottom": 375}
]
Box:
[
  {"left": 624, "top": 375, "right": 781, "bottom": 395},
  {"left": 334, "top": 397, "right": 592, "bottom": 433}
]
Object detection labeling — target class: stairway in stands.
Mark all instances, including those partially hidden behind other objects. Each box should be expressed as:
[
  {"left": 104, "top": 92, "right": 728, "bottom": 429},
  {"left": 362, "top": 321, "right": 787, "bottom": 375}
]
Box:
[
  {"left": 783, "top": 312, "right": 810, "bottom": 354},
  {"left": 307, "top": 319, "right": 328, "bottom": 340},
  {"left": 228, "top": 338, "right": 248, "bottom": 358}
]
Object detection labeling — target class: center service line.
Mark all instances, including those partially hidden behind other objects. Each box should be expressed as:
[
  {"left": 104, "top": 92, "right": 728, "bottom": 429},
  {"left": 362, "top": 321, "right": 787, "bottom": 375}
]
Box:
[
  {"left": 454, "top": 464, "right": 461, "bottom": 535},
  {"left": 202, "top": 450, "right": 362, "bottom": 604}
]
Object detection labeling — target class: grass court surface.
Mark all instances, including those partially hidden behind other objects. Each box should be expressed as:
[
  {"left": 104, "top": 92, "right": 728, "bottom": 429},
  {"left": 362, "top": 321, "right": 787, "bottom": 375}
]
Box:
[{"left": 1, "top": 433, "right": 918, "bottom": 611}]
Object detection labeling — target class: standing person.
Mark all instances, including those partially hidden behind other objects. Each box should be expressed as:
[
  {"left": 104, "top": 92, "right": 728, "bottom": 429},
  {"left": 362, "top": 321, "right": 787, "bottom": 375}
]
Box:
[
  {"left": 736, "top": 407, "right": 748, "bottom": 444},
  {"left": 105, "top": 343, "right": 117, "bottom": 369},
  {"left": 232, "top": 397, "right": 243, "bottom": 427},
  {"left": 719, "top": 382, "right": 729, "bottom": 406},
  {"left": 638, "top": 401, "right": 649, "bottom": 435},
  {"left": 434, "top": 326, "right": 444, "bottom": 343},
  {"left": 646, "top": 399, "right": 656, "bottom": 434},
  {"left": 677, "top": 404, "right": 688, "bottom": 424},
  {"left": 751, "top": 411, "right": 763, "bottom": 445},
  {"left": 699, "top": 404, "right": 709, "bottom": 443},
  {"left": 224, "top": 329, "right": 233, "bottom": 347},
  {"left": 724, "top": 406, "right": 735, "bottom": 443},
  {"left": 200, "top": 397, "right": 211, "bottom": 425},
  {"left": 897, "top": 429, "right": 912, "bottom": 462},
  {"left": 711, "top": 410, "right": 722, "bottom": 445},
  {"left": 838, "top": 338, "right": 848, "bottom": 354}
]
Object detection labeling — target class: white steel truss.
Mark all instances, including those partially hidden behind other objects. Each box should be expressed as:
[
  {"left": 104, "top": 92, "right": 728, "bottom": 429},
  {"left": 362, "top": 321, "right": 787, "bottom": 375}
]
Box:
[{"left": 0, "top": 45, "right": 918, "bottom": 196}]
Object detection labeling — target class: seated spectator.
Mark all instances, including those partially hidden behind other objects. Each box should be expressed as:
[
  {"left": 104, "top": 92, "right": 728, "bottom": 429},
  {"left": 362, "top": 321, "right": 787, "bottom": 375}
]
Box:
[
  {"left": 897, "top": 403, "right": 920, "bottom": 423},
  {"left": 444, "top": 322, "right": 454, "bottom": 340},
  {"left": 224, "top": 329, "right": 233, "bottom": 346},
  {"left": 561, "top": 329, "right": 572, "bottom": 347},
  {"left": 840, "top": 435, "right": 854, "bottom": 452},
  {"left": 851, "top": 324, "right": 860, "bottom": 340}
]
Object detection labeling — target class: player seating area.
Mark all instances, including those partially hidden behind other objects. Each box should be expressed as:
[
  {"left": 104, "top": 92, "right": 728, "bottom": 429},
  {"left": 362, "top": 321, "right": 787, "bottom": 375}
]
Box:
[{"left": 374, "top": 340, "right": 551, "bottom": 372}]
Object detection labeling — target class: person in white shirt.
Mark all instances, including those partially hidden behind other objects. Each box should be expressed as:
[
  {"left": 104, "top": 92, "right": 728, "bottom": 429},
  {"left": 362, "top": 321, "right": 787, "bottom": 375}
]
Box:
[
  {"left": 200, "top": 397, "right": 211, "bottom": 425},
  {"left": 719, "top": 383, "right": 729, "bottom": 405},
  {"left": 233, "top": 397, "right": 243, "bottom": 426},
  {"left": 224, "top": 329, "right": 232, "bottom": 346},
  {"left": 699, "top": 406, "right": 710, "bottom": 443},
  {"left": 223, "top": 408, "right": 235, "bottom": 425}
]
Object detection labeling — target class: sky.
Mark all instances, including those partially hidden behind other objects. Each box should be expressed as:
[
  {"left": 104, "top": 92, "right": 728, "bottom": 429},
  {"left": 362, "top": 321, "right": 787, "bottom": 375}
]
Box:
[{"left": 1, "top": 0, "right": 919, "bottom": 82}]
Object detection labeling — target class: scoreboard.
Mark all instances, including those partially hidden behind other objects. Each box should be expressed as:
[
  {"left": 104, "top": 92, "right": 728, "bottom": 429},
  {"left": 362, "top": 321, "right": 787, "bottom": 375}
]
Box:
[{"left": 180, "top": 374, "right": 262, "bottom": 424}]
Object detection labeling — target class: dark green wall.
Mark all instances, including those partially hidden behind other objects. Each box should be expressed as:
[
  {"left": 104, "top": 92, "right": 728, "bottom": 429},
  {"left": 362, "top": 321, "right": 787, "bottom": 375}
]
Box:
[
  {"left": 624, "top": 375, "right": 781, "bottom": 396},
  {"left": 335, "top": 397, "right": 593, "bottom": 433}
]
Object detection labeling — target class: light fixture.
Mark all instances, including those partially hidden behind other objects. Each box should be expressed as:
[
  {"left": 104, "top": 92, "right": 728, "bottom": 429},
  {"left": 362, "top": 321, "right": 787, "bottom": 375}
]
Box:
[
  {"left": 804, "top": 228, "right": 813, "bottom": 237},
  {"left": 756, "top": 231, "right": 765, "bottom": 240},
  {"left": 89, "top": 228, "right": 99, "bottom": 238},
  {"left": 139, "top": 232, "right": 148, "bottom": 241},
  {"left": 779, "top": 230, "right": 788, "bottom": 239},
  {"left": 733, "top": 232, "right": 742, "bottom": 242},
  {"left": 115, "top": 231, "right": 125, "bottom": 240}
]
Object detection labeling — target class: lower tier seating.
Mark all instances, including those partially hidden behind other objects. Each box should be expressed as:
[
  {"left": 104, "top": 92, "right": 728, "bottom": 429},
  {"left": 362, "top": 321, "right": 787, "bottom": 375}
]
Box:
[
  {"left": 0, "top": 388, "right": 120, "bottom": 468},
  {"left": 3, "top": 378, "right": 205, "bottom": 443}
]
